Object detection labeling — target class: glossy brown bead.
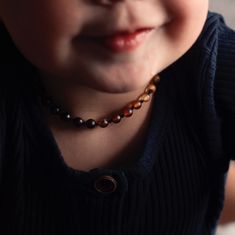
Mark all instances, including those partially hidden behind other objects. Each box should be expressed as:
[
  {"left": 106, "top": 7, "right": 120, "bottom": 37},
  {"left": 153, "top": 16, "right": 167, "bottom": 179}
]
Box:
[
  {"left": 138, "top": 93, "right": 150, "bottom": 102},
  {"left": 61, "top": 113, "right": 71, "bottom": 121},
  {"left": 132, "top": 101, "right": 142, "bottom": 109},
  {"left": 86, "top": 119, "right": 97, "bottom": 128},
  {"left": 73, "top": 117, "right": 84, "bottom": 127},
  {"left": 152, "top": 75, "right": 160, "bottom": 85},
  {"left": 42, "top": 97, "right": 53, "bottom": 106},
  {"left": 112, "top": 114, "right": 122, "bottom": 123},
  {"left": 50, "top": 105, "right": 61, "bottom": 114},
  {"left": 97, "top": 119, "right": 109, "bottom": 128},
  {"left": 127, "top": 102, "right": 134, "bottom": 109},
  {"left": 145, "top": 84, "right": 156, "bottom": 95},
  {"left": 123, "top": 107, "right": 133, "bottom": 117}
]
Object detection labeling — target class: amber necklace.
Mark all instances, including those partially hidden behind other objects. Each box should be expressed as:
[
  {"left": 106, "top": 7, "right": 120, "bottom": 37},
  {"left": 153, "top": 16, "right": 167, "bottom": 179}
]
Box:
[{"left": 40, "top": 74, "right": 160, "bottom": 129}]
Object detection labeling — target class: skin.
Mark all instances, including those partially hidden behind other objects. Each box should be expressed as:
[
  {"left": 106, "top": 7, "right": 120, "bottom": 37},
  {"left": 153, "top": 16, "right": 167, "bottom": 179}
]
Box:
[
  {"left": 219, "top": 163, "right": 235, "bottom": 224},
  {"left": 0, "top": 0, "right": 209, "bottom": 171},
  {"left": 0, "top": 0, "right": 209, "bottom": 100}
]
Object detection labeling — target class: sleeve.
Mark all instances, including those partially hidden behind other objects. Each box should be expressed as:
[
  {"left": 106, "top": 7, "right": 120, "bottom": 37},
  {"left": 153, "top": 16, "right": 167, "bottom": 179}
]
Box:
[{"left": 214, "top": 24, "right": 235, "bottom": 161}]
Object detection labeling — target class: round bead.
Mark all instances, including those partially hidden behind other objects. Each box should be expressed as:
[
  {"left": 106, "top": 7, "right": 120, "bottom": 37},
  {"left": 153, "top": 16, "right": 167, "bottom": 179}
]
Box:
[
  {"left": 131, "top": 101, "right": 142, "bottom": 109},
  {"left": 123, "top": 108, "right": 133, "bottom": 117},
  {"left": 138, "top": 93, "right": 150, "bottom": 102},
  {"left": 145, "top": 84, "right": 156, "bottom": 95},
  {"left": 127, "top": 102, "right": 134, "bottom": 109},
  {"left": 152, "top": 75, "right": 160, "bottom": 85},
  {"left": 97, "top": 119, "right": 109, "bottom": 128},
  {"left": 112, "top": 114, "right": 122, "bottom": 123},
  {"left": 45, "top": 97, "right": 53, "bottom": 106},
  {"left": 120, "top": 113, "right": 124, "bottom": 118},
  {"left": 61, "top": 113, "right": 71, "bottom": 121},
  {"left": 50, "top": 105, "right": 61, "bottom": 114},
  {"left": 86, "top": 119, "right": 97, "bottom": 128},
  {"left": 73, "top": 117, "right": 85, "bottom": 127},
  {"left": 41, "top": 97, "right": 52, "bottom": 106}
]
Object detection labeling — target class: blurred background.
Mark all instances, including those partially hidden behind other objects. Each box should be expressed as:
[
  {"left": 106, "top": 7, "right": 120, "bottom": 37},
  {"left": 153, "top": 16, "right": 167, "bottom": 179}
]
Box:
[
  {"left": 209, "top": 2, "right": 235, "bottom": 235},
  {"left": 210, "top": 0, "right": 235, "bottom": 29}
]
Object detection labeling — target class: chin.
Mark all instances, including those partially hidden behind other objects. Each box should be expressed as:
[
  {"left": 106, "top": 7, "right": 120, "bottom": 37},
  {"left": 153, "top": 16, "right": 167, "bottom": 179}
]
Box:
[
  {"left": 82, "top": 77, "right": 146, "bottom": 94},
  {"left": 84, "top": 71, "right": 153, "bottom": 94},
  {"left": 76, "top": 62, "right": 157, "bottom": 94}
]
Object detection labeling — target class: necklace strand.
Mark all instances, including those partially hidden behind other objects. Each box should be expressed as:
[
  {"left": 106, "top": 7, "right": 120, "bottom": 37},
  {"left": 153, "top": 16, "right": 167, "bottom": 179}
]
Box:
[{"left": 40, "top": 74, "right": 160, "bottom": 129}]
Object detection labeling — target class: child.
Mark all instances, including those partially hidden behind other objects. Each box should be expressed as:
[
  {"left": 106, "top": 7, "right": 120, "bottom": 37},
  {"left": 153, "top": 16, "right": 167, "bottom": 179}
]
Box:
[{"left": 0, "top": 0, "right": 234, "bottom": 234}]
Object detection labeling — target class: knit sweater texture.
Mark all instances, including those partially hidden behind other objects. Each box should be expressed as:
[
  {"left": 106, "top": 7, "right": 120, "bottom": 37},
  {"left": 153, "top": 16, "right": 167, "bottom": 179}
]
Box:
[{"left": 0, "top": 12, "right": 235, "bottom": 235}]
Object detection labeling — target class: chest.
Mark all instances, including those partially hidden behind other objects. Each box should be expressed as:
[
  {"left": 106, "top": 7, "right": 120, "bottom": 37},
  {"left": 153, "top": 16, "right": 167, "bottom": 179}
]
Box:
[
  {"left": 2, "top": 106, "right": 228, "bottom": 235},
  {"left": 48, "top": 121, "right": 148, "bottom": 172}
]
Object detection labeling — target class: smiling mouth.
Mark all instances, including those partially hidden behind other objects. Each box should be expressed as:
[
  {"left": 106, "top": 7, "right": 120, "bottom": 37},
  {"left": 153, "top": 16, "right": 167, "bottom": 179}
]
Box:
[{"left": 77, "top": 28, "right": 154, "bottom": 53}]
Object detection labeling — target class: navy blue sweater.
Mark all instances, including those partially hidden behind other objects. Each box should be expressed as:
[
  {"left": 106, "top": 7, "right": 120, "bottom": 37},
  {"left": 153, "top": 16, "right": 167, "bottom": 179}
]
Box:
[{"left": 0, "top": 12, "right": 235, "bottom": 235}]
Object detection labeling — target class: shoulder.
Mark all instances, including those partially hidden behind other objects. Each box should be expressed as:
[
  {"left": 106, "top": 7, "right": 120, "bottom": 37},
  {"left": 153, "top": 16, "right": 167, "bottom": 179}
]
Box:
[
  {"left": 0, "top": 23, "right": 39, "bottom": 110},
  {"left": 216, "top": 15, "right": 235, "bottom": 74},
  {"left": 178, "top": 12, "right": 235, "bottom": 164},
  {"left": 213, "top": 15, "right": 235, "bottom": 160},
  {"left": 0, "top": 23, "right": 37, "bottom": 155},
  {"left": 213, "top": 13, "right": 235, "bottom": 117},
  {"left": 215, "top": 36, "right": 235, "bottom": 116}
]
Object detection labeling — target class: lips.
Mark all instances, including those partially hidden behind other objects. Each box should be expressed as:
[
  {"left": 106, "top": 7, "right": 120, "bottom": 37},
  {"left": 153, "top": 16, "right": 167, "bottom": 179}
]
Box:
[
  {"left": 102, "top": 28, "right": 154, "bottom": 52},
  {"left": 78, "top": 28, "right": 154, "bottom": 53}
]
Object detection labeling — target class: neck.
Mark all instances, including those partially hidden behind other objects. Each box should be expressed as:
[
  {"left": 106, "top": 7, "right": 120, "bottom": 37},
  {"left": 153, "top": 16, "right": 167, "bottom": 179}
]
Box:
[{"left": 39, "top": 74, "right": 150, "bottom": 121}]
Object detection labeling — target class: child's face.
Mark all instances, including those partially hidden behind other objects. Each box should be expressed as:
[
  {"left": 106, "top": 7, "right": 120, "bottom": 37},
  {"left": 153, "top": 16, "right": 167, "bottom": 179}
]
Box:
[{"left": 0, "top": 0, "right": 208, "bottom": 92}]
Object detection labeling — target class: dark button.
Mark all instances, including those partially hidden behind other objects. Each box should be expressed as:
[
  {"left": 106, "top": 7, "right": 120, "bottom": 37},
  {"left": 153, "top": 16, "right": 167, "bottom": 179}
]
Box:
[{"left": 94, "top": 175, "right": 117, "bottom": 194}]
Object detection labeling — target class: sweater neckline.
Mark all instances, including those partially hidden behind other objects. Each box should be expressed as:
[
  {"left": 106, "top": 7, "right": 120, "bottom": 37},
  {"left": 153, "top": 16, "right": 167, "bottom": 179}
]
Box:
[
  {"left": 35, "top": 71, "right": 174, "bottom": 182},
  {"left": 24, "top": 11, "right": 222, "bottom": 182}
]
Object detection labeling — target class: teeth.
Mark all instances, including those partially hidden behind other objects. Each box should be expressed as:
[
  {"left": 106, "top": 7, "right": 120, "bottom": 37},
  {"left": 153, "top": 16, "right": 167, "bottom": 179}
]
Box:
[
  {"left": 126, "top": 39, "right": 136, "bottom": 46},
  {"left": 104, "top": 28, "right": 152, "bottom": 51},
  {"left": 136, "top": 32, "right": 146, "bottom": 42},
  {"left": 115, "top": 38, "right": 137, "bottom": 48},
  {"left": 116, "top": 39, "right": 125, "bottom": 47}
]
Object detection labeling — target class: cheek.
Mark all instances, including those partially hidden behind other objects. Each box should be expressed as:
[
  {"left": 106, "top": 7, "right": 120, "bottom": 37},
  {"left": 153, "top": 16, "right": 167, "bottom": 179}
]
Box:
[
  {"left": 0, "top": 0, "right": 85, "bottom": 68},
  {"left": 4, "top": 1, "right": 80, "bottom": 38},
  {"left": 164, "top": 0, "right": 208, "bottom": 17},
  {"left": 163, "top": 0, "right": 209, "bottom": 45},
  {"left": 146, "top": 0, "right": 209, "bottom": 72}
]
